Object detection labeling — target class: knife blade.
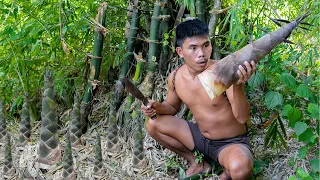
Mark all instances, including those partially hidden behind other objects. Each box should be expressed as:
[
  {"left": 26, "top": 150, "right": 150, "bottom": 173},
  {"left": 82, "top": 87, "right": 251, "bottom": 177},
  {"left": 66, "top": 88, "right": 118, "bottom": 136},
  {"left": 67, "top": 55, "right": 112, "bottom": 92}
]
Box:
[{"left": 123, "top": 77, "right": 158, "bottom": 119}]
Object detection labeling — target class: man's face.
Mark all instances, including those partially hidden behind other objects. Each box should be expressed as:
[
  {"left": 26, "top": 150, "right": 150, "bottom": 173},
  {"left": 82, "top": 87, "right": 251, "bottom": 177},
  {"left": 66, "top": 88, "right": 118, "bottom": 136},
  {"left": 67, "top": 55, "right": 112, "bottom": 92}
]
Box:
[{"left": 176, "top": 35, "right": 212, "bottom": 73}]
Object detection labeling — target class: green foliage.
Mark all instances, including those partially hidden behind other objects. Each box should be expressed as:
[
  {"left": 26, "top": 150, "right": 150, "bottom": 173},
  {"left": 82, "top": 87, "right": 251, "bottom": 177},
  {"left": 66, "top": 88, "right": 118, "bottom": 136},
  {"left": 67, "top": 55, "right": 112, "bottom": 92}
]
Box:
[{"left": 193, "top": 150, "right": 204, "bottom": 164}]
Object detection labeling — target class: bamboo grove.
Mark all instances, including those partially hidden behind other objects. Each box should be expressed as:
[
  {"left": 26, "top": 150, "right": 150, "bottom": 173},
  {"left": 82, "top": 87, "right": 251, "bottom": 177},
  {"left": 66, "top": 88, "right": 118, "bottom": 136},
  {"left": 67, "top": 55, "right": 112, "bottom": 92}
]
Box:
[{"left": 0, "top": 0, "right": 319, "bottom": 179}]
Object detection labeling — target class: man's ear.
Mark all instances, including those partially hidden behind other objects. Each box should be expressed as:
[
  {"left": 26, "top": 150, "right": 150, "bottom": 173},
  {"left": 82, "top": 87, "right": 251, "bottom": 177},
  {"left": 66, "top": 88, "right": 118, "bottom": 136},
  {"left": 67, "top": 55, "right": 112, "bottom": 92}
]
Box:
[{"left": 176, "top": 47, "right": 183, "bottom": 58}]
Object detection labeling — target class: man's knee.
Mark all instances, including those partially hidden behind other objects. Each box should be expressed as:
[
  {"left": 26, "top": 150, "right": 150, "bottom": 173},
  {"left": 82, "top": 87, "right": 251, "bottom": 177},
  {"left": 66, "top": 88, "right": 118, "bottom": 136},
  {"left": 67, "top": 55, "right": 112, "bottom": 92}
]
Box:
[
  {"left": 228, "top": 159, "right": 253, "bottom": 180},
  {"left": 146, "top": 118, "right": 157, "bottom": 137}
]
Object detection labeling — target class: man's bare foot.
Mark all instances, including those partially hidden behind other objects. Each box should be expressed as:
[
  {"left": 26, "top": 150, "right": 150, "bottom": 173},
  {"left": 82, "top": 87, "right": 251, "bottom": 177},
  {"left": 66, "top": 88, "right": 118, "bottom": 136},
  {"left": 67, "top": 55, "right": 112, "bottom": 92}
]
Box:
[
  {"left": 185, "top": 161, "right": 211, "bottom": 177},
  {"left": 220, "top": 171, "right": 232, "bottom": 180}
]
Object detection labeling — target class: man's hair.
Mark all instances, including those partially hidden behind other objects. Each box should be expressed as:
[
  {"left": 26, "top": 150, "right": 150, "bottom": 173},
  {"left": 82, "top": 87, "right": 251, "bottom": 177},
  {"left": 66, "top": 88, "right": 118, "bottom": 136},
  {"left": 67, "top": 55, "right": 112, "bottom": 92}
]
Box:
[{"left": 176, "top": 19, "right": 209, "bottom": 47}]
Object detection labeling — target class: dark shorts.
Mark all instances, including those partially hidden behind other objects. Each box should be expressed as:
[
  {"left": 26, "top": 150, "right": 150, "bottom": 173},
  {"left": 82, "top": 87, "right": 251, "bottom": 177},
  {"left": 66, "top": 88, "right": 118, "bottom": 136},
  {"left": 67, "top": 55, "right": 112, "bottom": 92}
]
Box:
[{"left": 187, "top": 122, "right": 251, "bottom": 164}]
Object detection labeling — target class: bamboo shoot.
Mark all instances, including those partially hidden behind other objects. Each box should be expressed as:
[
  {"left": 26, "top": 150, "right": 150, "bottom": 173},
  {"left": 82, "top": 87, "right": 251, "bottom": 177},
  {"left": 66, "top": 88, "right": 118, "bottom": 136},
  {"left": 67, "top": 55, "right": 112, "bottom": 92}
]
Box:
[{"left": 199, "top": 14, "right": 311, "bottom": 100}]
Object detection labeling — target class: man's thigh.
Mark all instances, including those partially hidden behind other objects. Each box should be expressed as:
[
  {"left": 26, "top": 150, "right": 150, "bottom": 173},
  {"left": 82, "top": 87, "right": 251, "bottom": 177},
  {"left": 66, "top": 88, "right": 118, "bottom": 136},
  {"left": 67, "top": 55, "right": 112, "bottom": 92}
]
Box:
[{"left": 149, "top": 115, "right": 194, "bottom": 150}]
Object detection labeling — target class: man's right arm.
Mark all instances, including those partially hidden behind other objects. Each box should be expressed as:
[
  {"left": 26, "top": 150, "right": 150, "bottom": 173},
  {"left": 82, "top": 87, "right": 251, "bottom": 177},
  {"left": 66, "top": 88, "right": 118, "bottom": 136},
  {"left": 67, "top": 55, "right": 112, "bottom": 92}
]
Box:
[{"left": 141, "top": 71, "right": 182, "bottom": 116}]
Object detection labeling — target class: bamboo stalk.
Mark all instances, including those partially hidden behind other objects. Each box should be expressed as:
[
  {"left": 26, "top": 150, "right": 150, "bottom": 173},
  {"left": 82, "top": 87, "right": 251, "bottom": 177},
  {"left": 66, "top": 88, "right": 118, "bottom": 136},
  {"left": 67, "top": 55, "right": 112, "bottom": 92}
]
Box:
[
  {"left": 146, "top": 0, "right": 161, "bottom": 73},
  {"left": 37, "top": 70, "right": 61, "bottom": 168},
  {"left": 208, "top": 0, "right": 221, "bottom": 60},
  {"left": 17, "top": 94, "right": 31, "bottom": 147},
  {"left": 107, "top": 0, "right": 141, "bottom": 154},
  {"left": 199, "top": 14, "right": 311, "bottom": 100},
  {"left": 189, "top": 0, "right": 196, "bottom": 17},
  {"left": 81, "top": 3, "right": 107, "bottom": 134},
  {"left": 196, "top": 0, "right": 205, "bottom": 21},
  {"left": 159, "top": 0, "right": 170, "bottom": 74}
]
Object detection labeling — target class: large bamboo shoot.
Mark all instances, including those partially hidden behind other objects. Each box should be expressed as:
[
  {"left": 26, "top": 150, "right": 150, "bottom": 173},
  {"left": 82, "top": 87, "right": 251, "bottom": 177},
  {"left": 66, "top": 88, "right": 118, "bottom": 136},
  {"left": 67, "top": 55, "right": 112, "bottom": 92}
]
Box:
[
  {"left": 62, "top": 133, "right": 74, "bottom": 180},
  {"left": 3, "top": 133, "right": 15, "bottom": 178},
  {"left": 37, "top": 70, "right": 61, "bottom": 168},
  {"left": 18, "top": 94, "right": 31, "bottom": 147},
  {"left": 0, "top": 101, "right": 6, "bottom": 144},
  {"left": 199, "top": 14, "right": 310, "bottom": 100}
]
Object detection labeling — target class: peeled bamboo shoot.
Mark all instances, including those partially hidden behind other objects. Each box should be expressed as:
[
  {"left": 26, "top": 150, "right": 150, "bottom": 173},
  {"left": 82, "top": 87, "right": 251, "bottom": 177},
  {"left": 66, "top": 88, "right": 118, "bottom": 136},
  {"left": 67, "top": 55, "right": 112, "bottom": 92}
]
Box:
[{"left": 198, "top": 14, "right": 310, "bottom": 100}]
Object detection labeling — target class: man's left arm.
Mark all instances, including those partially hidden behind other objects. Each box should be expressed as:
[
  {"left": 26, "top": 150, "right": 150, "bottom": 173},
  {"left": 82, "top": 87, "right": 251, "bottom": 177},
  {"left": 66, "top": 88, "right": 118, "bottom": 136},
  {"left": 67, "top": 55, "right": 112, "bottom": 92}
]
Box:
[{"left": 226, "top": 61, "right": 256, "bottom": 124}]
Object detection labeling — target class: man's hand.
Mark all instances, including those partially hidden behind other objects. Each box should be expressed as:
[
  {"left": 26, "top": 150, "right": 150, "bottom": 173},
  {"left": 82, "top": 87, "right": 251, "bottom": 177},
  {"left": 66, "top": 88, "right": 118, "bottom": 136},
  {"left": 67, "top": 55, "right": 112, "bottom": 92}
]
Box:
[
  {"left": 235, "top": 61, "right": 256, "bottom": 85},
  {"left": 141, "top": 100, "right": 157, "bottom": 118}
]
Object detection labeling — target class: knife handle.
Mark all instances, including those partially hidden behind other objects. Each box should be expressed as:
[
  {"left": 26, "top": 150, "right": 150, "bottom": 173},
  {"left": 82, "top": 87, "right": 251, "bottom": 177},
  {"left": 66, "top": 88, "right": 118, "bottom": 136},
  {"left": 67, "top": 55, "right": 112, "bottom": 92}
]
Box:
[{"left": 150, "top": 114, "right": 158, "bottom": 120}]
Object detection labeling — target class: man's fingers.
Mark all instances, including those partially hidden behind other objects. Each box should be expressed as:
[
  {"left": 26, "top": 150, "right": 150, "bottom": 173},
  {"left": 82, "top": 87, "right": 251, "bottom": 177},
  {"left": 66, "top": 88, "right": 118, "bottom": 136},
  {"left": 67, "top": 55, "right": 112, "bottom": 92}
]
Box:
[
  {"left": 251, "top": 61, "right": 256, "bottom": 72},
  {"left": 238, "top": 65, "right": 248, "bottom": 80},
  {"left": 244, "top": 61, "right": 252, "bottom": 75}
]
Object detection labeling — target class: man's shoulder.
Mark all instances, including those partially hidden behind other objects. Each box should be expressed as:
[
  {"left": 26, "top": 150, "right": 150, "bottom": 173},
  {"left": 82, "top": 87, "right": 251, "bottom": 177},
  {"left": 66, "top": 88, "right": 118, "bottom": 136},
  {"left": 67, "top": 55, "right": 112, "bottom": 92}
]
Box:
[{"left": 169, "top": 64, "right": 185, "bottom": 77}]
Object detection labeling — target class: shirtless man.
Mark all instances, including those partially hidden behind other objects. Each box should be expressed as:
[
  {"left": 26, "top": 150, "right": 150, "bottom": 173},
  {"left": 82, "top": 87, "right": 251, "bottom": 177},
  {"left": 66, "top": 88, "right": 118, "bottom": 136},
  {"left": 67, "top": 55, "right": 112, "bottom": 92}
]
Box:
[{"left": 141, "top": 19, "right": 256, "bottom": 180}]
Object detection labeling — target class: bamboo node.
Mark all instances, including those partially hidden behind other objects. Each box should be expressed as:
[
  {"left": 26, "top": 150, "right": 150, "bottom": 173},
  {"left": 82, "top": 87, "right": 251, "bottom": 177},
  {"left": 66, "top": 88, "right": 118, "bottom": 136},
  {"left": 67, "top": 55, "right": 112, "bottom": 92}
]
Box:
[
  {"left": 158, "top": 15, "right": 170, "bottom": 21},
  {"left": 209, "top": 6, "right": 232, "bottom": 14},
  {"left": 87, "top": 54, "right": 102, "bottom": 59}
]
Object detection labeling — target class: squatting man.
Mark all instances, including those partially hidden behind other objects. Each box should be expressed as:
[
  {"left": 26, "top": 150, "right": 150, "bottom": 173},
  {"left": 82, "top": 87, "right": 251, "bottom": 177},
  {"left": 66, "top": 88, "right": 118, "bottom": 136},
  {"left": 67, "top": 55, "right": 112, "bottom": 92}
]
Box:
[{"left": 141, "top": 19, "right": 257, "bottom": 180}]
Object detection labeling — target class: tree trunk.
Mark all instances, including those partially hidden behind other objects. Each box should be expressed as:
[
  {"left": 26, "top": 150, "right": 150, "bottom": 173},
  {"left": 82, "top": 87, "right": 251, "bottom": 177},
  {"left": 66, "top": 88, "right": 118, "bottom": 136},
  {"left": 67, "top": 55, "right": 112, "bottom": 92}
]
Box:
[{"left": 81, "top": 3, "right": 107, "bottom": 134}]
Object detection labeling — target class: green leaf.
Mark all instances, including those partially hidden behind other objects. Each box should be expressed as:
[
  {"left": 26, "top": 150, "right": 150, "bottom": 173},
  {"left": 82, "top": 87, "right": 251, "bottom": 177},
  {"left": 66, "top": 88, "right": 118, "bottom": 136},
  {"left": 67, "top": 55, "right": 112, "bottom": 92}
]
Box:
[
  {"left": 310, "top": 159, "right": 320, "bottom": 172},
  {"left": 298, "top": 128, "right": 314, "bottom": 143},
  {"left": 294, "top": 122, "right": 308, "bottom": 136},
  {"left": 288, "top": 176, "right": 297, "bottom": 180},
  {"left": 296, "top": 84, "right": 312, "bottom": 98},
  {"left": 296, "top": 168, "right": 309, "bottom": 178},
  {"left": 288, "top": 108, "right": 302, "bottom": 128},
  {"left": 281, "top": 104, "right": 293, "bottom": 117},
  {"left": 288, "top": 157, "right": 295, "bottom": 167},
  {"left": 265, "top": 91, "right": 283, "bottom": 109},
  {"left": 253, "top": 159, "right": 269, "bottom": 175},
  {"left": 307, "top": 103, "right": 319, "bottom": 120},
  {"left": 248, "top": 70, "right": 265, "bottom": 88},
  {"left": 280, "top": 73, "right": 296, "bottom": 88},
  {"left": 298, "top": 146, "right": 309, "bottom": 159}
]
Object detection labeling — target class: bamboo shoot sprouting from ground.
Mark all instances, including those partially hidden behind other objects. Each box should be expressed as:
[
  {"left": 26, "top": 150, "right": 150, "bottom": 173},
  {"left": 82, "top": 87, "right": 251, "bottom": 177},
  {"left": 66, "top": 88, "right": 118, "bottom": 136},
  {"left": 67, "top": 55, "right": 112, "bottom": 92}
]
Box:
[
  {"left": 62, "top": 132, "right": 74, "bottom": 180},
  {"left": 3, "top": 133, "right": 15, "bottom": 178},
  {"left": 37, "top": 70, "right": 61, "bottom": 168},
  {"left": 132, "top": 111, "right": 147, "bottom": 170},
  {"left": 81, "top": 3, "right": 107, "bottom": 134},
  {"left": 93, "top": 132, "right": 105, "bottom": 177},
  {"left": 198, "top": 13, "right": 311, "bottom": 100},
  {"left": 18, "top": 94, "right": 31, "bottom": 147},
  {"left": 159, "top": 0, "right": 170, "bottom": 75},
  {"left": 70, "top": 93, "right": 82, "bottom": 147},
  {"left": 0, "top": 101, "right": 6, "bottom": 144}
]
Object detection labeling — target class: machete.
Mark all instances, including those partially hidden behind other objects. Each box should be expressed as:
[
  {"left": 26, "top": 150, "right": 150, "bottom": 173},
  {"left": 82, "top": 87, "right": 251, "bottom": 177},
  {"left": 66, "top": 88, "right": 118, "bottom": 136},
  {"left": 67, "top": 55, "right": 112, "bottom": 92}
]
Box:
[{"left": 123, "top": 77, "right": 158, "bottom": 119}]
